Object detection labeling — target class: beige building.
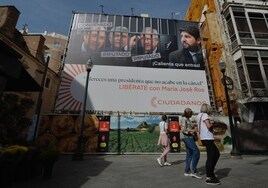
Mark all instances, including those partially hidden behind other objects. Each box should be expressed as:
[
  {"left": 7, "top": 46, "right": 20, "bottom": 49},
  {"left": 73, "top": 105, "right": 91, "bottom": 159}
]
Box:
[
  {"left": 0, "top": 5, "right": 67, "bottom": 118},
  {"left": 24, "top": 31, "right": 68, "bottom": 114},
  {"left": 42, "top": 31, "right": 67, "bottom": 74}
]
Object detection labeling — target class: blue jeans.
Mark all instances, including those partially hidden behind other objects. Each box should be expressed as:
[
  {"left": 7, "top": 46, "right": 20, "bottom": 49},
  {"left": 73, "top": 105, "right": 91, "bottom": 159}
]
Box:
[{"left": 183, "top": 137, "right": 200, "bottom": 173}]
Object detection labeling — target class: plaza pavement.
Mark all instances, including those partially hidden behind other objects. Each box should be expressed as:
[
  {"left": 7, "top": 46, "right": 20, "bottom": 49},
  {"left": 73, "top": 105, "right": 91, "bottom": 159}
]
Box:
[{"left": 9, "top": 152, "right": 268, "bottom": 188}]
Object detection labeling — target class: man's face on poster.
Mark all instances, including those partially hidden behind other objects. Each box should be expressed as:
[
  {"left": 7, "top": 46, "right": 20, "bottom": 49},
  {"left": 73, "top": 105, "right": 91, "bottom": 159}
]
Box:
[
  {"left": 141, "top": 34, "right": 158, "bottom": 53},
  {"left": 110, "top": 32, "right": 128, "bottom": 49},
  {"left": 84, "top": 30, "right": 106, "bottom": 51},
  {"left": 180, "top": 31, "right": 201, "bottom": 51}
]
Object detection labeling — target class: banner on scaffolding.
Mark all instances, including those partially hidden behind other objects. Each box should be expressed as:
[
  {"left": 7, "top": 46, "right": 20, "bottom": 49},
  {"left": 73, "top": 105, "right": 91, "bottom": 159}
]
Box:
[{"left": 56, "top": 13, "right": 210, "bottom": 113}]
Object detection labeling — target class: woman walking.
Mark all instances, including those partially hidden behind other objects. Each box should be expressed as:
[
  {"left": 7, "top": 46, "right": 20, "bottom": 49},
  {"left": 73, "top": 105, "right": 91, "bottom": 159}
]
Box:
[
  {"left": 157, "top": 114, "right": 171, "bottom": 166},
  {"left": 181, "top": 108, "right": 202, "bottom": 179},
  {"left": 197, "top": 103, "right": 220, "bottom": 185}
]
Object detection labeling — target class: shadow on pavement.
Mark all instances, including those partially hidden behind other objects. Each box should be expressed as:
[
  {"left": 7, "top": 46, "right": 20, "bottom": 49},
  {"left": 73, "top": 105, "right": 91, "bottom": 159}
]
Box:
[{"left": 8, "top": 155, "right": 112, "bottom": 188}]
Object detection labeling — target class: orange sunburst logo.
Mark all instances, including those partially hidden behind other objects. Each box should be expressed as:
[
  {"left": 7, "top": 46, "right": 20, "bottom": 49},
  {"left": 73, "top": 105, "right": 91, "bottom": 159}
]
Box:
[{"left": 55, "top": 64, "right": 87, "bottom": 111}]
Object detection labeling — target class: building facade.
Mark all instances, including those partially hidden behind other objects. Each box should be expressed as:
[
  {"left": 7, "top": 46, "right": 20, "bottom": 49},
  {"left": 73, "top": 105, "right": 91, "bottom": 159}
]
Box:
[
  {"left": 24, "top": 31, "right": 68, "bottom": 113},
  {"left": 185, "top": 0, "right": 268, "bottom": 122},
  {"left": 0, "top": 6, "right": 66, "bottom": 117}
]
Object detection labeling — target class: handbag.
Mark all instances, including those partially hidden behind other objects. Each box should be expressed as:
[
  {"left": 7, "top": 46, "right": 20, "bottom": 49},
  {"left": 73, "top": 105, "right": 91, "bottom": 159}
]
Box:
[{"left": 196, "top": 113, "right": 204, "bottom": 146}]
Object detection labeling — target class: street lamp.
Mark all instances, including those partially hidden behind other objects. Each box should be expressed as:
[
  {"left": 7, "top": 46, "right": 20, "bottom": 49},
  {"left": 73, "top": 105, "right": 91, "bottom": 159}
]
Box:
[
  {"left": 72, "top": 58, "right": 93, "bottom": 161},
  {"left": 218, "top": 60, "right": 242, "bottom": 158}
]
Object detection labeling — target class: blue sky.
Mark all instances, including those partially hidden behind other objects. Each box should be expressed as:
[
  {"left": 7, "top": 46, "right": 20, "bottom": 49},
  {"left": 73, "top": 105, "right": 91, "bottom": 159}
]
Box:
[{"left": 1, "top": 0, "right": 191, "bottom": 35}]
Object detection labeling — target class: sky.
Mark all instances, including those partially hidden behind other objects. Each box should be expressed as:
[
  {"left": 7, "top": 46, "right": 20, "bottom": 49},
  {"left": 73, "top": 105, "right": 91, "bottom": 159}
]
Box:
[{"left": 1, "top": 0, "right": 192, "bottom": 36}]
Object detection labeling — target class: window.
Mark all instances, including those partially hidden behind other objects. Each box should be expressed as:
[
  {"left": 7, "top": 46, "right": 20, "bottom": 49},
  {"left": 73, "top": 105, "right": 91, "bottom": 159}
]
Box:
[
  {"left": 227, "top": 19, "right": 236, "bottom": 42},
  {"left": 261, "top": 57, "right": 268, "bottom": 80},
  {"left": 236, "top": 18, "right": 251, "bottom": 38},
  {"left": 252, "top": 103, "right": 268, "bottom": 121},
  {"left": 227, "top": 8, "right": 253, "bottom": 48},
  {"left": 233, "top": 11, "right": 252, "bottom": 41},
  {"left": 236, "top": 59, "right": 248, "bottom": 93},
  {"left": 44, "top": 52, "right": 51, "bottom": 61},
  {"left": 243, "top": 50, "right": 258, "bottom": 57},
  {"left": 53, "top": 41, "right": 61, "bottom": 48},
  {"left": 260, "top": 51, "right": 268, "bottom": 58},
  {"left": 45, "top": 77, "right": 51, "bottom": 89},
  {"left": 247, "top": 65, "right": 264, "bottom": 82},
  {"left": 245, "top": 57, "right": 263, "bottom": 80},
  {"left": 244, "top": 57, "right": 266, "bottom": 98},
  {"left": 249, "top": 12, "right": 268, "bottom": 39}
]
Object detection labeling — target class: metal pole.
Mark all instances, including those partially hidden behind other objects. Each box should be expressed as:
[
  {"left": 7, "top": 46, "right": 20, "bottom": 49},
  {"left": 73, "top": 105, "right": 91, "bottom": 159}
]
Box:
[
  {"left": 221, "top": 68, "right": 242, "bottom": 158},
  {"left": 33, "top": 56, "right": 50, "bottom": 141},
  {"left": 72, "top": 59, "right": 93, "bottom": 161},
  {"left": 117, "top": 112, "right": 121, "bottom": 154},
  {"left": 100, "top": 5, "right": 104, "bottom": 14}
]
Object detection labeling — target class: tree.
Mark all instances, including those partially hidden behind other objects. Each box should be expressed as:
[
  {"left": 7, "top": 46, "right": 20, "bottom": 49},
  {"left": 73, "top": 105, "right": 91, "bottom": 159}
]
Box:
[{"left": 0, "top": 93, "right": 34, "bottom": 145}]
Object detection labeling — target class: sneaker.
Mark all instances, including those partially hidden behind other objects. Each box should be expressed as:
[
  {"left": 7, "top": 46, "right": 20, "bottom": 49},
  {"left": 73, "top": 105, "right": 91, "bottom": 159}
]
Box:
[
  {"left": 191, "top": 173, "right": 202, "bottom": 179},
  {"left": 213, "top": 177, "right": 220, "bottom": 183},
  {"left": 163, "top": 162, "right": 172, "bottom": 166},
  {"left": 184, "top": 172, "right": 192, "bottom": 176},
  {"left": 206, "top": 177, "right": 221, "bottom": 185},
  {"left": 157, "top": 158, "right": 162, "bottom": 167}
]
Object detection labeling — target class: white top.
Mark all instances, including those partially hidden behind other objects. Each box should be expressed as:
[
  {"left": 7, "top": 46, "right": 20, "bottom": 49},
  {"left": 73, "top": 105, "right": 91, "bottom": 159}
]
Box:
[
  {"left": 197, "top": 113, "right": 214, "bottom": 140},
  {"left": 159, "top": 121, "right": 168, "bottom": 135}
]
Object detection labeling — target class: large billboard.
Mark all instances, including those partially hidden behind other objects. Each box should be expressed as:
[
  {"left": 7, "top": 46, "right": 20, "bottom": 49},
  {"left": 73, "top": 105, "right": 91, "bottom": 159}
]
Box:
[{"left": 56, "top": 13, "right": 210, "bottom": 113}]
